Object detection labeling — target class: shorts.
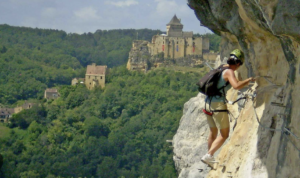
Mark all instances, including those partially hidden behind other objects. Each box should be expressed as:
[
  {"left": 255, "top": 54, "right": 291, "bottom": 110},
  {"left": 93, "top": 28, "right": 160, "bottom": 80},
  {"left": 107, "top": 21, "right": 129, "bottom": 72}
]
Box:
[{"left": 204, "top": 102, "right": 229, "bottom": 129}]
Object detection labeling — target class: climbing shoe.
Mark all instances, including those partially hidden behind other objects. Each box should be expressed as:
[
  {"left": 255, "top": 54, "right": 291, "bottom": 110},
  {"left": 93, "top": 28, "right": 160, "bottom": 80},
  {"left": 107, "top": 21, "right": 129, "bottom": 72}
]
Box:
[{"left": 201, "top": 154, "right": 216, "bottom": 168}]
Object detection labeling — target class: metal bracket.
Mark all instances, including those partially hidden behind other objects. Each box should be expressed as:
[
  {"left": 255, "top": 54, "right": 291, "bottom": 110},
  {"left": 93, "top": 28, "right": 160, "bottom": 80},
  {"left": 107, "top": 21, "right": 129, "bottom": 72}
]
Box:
[{"left": 271, "top": 102, "right": 286, "bottom": 107}]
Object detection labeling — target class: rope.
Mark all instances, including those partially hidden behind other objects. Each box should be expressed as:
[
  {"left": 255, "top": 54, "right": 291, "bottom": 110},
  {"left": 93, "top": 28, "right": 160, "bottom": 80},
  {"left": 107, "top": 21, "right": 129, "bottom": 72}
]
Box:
[
  {"left": 284, "top": 134, "right": 300, "bottom": 152},
  {"left": 251, "top": 100, "right": 283, "bottom": 132},
  {"left": 226, "top": 89, "right": 300, "bottom": 152},
  {"left": 249, "top": 95, "right": 300, "bottom": 152},
  {"left": 204, "top": 85, "right": 300, "bottom": 149}
]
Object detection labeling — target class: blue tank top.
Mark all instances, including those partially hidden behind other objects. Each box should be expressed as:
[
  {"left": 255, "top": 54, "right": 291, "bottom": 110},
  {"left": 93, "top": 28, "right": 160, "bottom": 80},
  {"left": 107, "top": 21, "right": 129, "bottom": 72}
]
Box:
[{"left": 205, "top": 70, "right": 231, "bottom": 102}]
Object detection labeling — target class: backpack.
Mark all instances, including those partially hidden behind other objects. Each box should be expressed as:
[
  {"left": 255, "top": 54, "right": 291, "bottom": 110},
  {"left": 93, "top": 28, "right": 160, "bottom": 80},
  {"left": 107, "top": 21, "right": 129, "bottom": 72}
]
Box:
[{"left": 196, "top": 65, "right": 229, "bottom": 97}]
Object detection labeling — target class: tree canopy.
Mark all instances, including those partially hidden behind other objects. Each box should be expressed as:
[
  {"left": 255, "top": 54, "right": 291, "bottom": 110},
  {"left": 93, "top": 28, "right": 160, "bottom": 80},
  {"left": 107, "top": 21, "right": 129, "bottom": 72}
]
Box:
[
  {"left": 0, "top": 25, "right": 218, "bottom": 177},
  {"left": 0, "top": 66, "right": 207, "bottom": 178},
  {"left": 0, "top": 25, "right": 161, "bottom": 105}
]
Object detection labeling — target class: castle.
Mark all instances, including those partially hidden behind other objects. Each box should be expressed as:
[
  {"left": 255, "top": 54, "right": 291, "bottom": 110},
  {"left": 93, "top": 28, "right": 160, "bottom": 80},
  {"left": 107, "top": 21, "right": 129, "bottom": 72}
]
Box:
[
  {"left": 127, "top": 15, "right": 218, "bottom": 71},
  {"left": 148, "top": 15, "right": 209, "bottom": 58}
]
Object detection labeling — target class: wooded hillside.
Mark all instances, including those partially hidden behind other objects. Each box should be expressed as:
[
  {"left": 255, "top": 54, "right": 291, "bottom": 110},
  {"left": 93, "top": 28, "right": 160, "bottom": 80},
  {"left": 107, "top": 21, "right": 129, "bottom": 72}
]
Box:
[
  {"left": 0, "top": 66, "right": 208, "bottom": 177},
  {"left": 0, "top": 25, "right": 217, "bottom": 177},
  {"left": 0, "top": 25, "right": 161, "bottom": 105}
]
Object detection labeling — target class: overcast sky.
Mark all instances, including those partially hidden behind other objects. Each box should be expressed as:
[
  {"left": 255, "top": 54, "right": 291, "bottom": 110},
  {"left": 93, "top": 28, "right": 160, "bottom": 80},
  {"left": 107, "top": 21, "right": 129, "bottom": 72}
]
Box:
[{"left": 0, "top": 0, "right": 211, "bottom": 34}]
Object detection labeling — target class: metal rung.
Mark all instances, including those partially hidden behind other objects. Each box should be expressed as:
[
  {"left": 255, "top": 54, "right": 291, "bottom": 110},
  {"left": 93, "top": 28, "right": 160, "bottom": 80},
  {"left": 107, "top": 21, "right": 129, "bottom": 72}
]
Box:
[
  {"left": 271, "top": 102, "right": 286, "bottom": 107},
  {"left": 258, "top": 75, "right": 272, "bottom": 78},
  {"left": 277, "top": 113, "right": 286, "bottom": 117}
]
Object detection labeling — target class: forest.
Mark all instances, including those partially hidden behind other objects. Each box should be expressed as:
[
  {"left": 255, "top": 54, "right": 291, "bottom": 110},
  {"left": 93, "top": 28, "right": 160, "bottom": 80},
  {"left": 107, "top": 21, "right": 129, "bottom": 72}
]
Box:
[{"left": 0, "top": 25, "right": 218, "bottom": 177}]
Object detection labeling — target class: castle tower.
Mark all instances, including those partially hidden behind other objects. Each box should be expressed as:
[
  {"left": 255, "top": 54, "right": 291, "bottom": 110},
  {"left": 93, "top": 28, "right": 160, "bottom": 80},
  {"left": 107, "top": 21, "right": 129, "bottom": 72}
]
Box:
[{"left": 166, "top": 15, "right": 183, "bottom": 37}]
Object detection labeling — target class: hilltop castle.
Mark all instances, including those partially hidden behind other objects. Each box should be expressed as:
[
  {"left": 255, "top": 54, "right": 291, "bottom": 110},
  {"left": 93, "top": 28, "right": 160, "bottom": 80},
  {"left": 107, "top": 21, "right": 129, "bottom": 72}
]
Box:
[{"left": 127, "top": 15, "right": 217, "bottom": 71}]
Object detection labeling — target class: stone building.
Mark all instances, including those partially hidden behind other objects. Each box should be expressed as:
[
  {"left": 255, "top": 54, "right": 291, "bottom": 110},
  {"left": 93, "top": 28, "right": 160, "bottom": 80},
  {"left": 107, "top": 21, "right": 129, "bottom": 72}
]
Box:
[
  {"left": 44, "top": 88, "right": 60, "bottom": 100},
  {"left": 85, "top": 63, "right": 107, "bottom": 90},
  {"left": 14, "top": 101, "right": 34, "bottom": 113},
  {"left": 127, "top": 15, "right": 218, "bottom": 71},
  {"left": 71, "top": 78, "right": 85, "bottom": 85},
  {"left": 0, "top": 108, "right": 14, "bottom": 122},
  {"left": 0, "top": 101, "right": 35, "bottom": 122}
]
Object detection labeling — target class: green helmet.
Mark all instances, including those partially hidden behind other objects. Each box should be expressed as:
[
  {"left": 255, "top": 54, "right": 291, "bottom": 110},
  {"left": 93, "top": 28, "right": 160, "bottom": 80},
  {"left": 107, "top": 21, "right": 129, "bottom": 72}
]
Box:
[{"left": 230, "top": 49, "right": 244, "bottom": 64}]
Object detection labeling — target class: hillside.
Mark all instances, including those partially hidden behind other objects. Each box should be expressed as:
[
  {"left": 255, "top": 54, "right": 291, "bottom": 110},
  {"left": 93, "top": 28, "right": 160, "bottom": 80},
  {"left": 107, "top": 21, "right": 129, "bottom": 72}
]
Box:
[
  {"left": 0, "top": 24, "right": 222, "bottom": 177},
  {"left": 0, "top": 66, "right": 208, "bottom": 177},
  {"left": 0, "top": 25, "right": 161, "bottom": 105}
]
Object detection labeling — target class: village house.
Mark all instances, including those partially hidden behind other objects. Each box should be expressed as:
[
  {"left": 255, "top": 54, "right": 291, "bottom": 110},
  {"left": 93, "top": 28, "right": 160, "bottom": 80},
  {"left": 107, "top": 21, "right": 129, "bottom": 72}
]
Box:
[
  {"left": 0, "top": 101, "right": 35, "bottom": 122},
  {"left": 14, "top": 101, "right": 34, "bottom": 113},
  {"left": 71, "top": 78, "right": 85, "bottom": 86},
  {"left": 85, "top": 63, "right": 107, "bottom": 90},
  {"left": 0, "top": 108, "right": 14, "bottom": 122},
  {"left": 44, "top": 88, "right": 60, "bottom": 100}
]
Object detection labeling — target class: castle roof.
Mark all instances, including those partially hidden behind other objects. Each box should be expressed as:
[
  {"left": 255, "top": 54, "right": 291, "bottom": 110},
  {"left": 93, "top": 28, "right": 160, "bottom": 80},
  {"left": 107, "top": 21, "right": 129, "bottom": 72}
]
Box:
[
  {"left": 86, "top": 64, "right": 107, "bottom": 75},
  {"left": 167, "top": 15, "right": 183, "bottom": 26}
]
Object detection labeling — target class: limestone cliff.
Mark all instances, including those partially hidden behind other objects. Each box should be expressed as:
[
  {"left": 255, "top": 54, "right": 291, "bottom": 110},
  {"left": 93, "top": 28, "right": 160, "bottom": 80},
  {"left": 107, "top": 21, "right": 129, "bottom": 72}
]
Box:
[
  {"left": 173, "top": 1, "right": 300, "bottom": 177},
  {"left": 126, "top": 40, "right": 151, "bottom": 71}
]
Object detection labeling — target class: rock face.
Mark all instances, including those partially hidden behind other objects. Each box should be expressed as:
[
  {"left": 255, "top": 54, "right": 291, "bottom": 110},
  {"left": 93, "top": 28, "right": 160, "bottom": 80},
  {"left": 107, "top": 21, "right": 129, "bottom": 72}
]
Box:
[
  {"left": 126, "top": 40, "right": 151, "bottom": 71},
  {"left": 173, "top": 1, "right": 300, "bottom": 178}
]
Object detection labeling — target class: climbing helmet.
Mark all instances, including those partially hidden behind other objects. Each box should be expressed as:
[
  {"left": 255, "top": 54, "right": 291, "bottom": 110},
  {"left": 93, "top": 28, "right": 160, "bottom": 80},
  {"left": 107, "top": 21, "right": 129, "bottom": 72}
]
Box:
[{"left": 230, "top": 49, "right": 244, "bottom": 65}]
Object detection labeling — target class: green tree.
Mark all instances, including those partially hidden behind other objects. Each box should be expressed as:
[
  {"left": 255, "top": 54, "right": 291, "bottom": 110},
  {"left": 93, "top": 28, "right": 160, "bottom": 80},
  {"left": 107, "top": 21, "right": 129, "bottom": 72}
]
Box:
[
  {"left": 96, "top": 157, "right": 118, "bottom": 178},
  {"left": 83, "top": 117, "right": 110, "bottom": 138}
]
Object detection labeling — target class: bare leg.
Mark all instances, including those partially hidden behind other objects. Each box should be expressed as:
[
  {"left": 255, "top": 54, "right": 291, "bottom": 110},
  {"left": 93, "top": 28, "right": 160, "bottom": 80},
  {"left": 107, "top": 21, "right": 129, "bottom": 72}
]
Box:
[
  {"left": 208, "top": 127, "right": 218, "bottom": 150},
  {"left": 208, "top": 127, "right": 229, "bottom": 156}
]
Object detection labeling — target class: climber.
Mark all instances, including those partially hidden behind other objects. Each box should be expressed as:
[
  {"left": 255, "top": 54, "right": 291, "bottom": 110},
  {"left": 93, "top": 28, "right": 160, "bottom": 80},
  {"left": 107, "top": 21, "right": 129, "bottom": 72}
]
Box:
[{"left": 201, "top": 49, "right": 255, "bottom": 167}]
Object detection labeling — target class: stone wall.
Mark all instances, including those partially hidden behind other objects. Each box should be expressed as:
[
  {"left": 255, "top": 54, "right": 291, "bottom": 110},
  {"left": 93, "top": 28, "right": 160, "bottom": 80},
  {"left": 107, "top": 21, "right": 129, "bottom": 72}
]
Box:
[
  {"left": 126, "top": 40, "right": 150, "bottom": 71},
  {"left": 127, "top": 39, "right": 214, "bottom": 71},
  {"left": 173, "top": 0, "right": 300, "bottom": 177},
  {"left": 147, "top": 35, "right": 206, "bottom": 59}
]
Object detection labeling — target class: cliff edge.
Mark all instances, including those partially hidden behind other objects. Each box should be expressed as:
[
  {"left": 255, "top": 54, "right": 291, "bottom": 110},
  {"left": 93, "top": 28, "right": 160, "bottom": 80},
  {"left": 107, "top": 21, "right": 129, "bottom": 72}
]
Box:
[{"left": 173, "top": 1, "right": 300, "bottom": 177}]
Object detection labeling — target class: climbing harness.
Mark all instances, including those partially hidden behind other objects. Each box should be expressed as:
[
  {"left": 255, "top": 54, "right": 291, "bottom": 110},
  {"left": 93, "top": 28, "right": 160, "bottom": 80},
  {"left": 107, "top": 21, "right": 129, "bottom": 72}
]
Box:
[
  {"left": 201, "top": 64, "right": 299, "bottom": 150},
  {"left": 202, "top": 108, "right": 213, "bottom": 116}
]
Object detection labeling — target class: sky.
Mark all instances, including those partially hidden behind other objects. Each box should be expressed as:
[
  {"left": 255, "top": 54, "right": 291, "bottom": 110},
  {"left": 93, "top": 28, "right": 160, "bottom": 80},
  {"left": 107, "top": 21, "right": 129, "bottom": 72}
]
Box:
[{"left": 0, "top": 0, "right": 212, "bottom": 34}]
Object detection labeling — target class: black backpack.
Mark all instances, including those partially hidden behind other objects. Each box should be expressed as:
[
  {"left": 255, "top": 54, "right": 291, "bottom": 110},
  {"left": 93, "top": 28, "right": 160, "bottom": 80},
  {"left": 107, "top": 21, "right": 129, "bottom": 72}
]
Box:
[{"left": 196, "top": 65, "right": 229, "bottom": 97}]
